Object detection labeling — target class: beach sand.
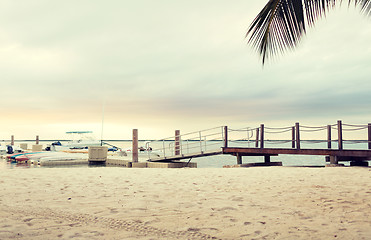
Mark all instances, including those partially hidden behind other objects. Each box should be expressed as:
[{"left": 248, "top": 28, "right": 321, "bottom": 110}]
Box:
[{"left": 0, "top": 166, "right": 370, "bottom": 239}]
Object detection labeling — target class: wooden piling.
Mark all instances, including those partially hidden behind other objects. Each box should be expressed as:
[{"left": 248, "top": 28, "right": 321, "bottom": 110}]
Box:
[
  {"left": 255, "top": 128, "right": 259, "bottom": 148},
  {"left": 175, "top": 130, "right": 181, "bottom": 155},
  {"left": 327, "top": 125, "right": 332, "bottom": 149},
  {"left": 337, "top": 120, "right": 343, "bottom": 150},
  {"left": 329, "top": 156, "right": 338, "bottom": 165},
  {"left": 224, "top": 126, "right": 228, "bottom": 148},
  {"left": 36, "top": 135, "right": 39, "bottom": 145},
  {"left": 295, "top": 122, "right": 300, "bottom": 150},
  {"left": 260, "top": 124, "right": 264, "bottom": 149},
  {"left": 132, "top": 129, "right": 138, "bottom": 163},
  {"left": 236, "top": 154, "right": 242, "bottom": 164},
  {"left": 368, "top": 123, "right": 371, "bottom": 150},
  {"left": 11, "top": 135, "right": 14, "bottom": 146},
  {"left": 291, "top": 127, "right": 295, "bottom": 148}
]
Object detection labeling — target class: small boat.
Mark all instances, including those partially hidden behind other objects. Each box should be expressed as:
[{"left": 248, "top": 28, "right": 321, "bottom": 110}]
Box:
[
  {"left": 47, "top": 131, "right": 101, "bottom": 151},
  {"left": 27, "top": 151, "right": 88, "bottom": 165}
]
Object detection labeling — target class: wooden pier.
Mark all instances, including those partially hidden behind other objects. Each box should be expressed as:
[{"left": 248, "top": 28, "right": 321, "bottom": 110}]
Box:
[{"left": 146, "top": 121, "right": 371, "bottom": 167}]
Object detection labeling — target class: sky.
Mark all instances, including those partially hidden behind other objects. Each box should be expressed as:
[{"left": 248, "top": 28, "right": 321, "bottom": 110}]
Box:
[{"left": 1, "top": 0, "right": 370, "bottom": 140}]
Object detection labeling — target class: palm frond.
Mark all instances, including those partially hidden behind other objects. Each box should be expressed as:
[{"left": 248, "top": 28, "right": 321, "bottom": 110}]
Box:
[{"left": 247, "top": 0, "right": 370, "bottom": 65}]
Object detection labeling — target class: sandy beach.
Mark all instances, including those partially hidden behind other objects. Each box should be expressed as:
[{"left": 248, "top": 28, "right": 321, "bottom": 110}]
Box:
[{"left": 0, "top": 166, "right": 370, "bottom": 239}]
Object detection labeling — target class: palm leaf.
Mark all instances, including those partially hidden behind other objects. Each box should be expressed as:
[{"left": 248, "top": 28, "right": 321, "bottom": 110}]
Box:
[{"left": 247, "top": 0, "right": 370, "bottom": 64}]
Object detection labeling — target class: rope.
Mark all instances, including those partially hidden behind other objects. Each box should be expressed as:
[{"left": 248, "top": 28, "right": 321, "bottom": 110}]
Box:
[
  {"left": 301, "top": 140, "right": 326, "bottom": 144},
  {"left": 265, "top": 140, "right": 292, "bottom": 144},
  {"left": 265, "top": 128, "right": 293, "bottom": 134},
  {"left": 265, "top": 126, "right": 292, "bottom": 130},
  {"left": 300, "top": 128, "right": 327, "bottom": 132},
  {"left": 343, "top": 123, "right": 368, "bottom": 128},
  {"left": 228, "top": 128, "right": 256, "bottom": 132},
  {"left": 300, "top": 125, "right": 328, "bottom": 129},
  {"left": 343, "top": 126, "right": 368, "bottom": 131}
]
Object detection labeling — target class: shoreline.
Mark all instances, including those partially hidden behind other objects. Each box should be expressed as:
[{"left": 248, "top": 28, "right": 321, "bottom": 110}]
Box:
[{"left": 1, "top": 167, "right": 370, "bottom": 239}]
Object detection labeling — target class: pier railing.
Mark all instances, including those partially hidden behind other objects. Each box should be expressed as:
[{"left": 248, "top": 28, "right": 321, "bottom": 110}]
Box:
[
  {"left": 146, "top": 126, "right": 226, "bottom": 160},
  {"left": 145, "top": 121, "right": 371, "bottom": 161}
]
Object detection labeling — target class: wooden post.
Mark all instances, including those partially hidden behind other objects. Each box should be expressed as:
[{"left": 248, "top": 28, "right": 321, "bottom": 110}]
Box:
[
  {"left": 329, "top": 156, "right": 338, "bottom": 165},
  {"left": 224, "top": 126, "right": 228, "bottom": 148},
  {"left": 132, "top": 129, "right": 138, "bottom": 163},
  {"left": 236, "top": 154, "right": 242, "bottom": 164},
  {"left": 255, "top": 128, "right": 259, "bottom": 148},
  {"left": 337, "top": 120, "right": 343, "bottom": 150},
  {"left": 36, "top": 135, "right": 39, "bottom": 145},
  {"left": 327, "top": 125, "right": 331, "bottom": 149},
  {"left": 368, "top": 123, "right": 371, "bottom": 150},
  {"left": 264, "top": 155, "right": 271, "bottom": 163},
  {"left": 291, "top": 126, "right": 295, "bottom": 148},
  {"left": 295, "top": 122, "right": 300, "bottom": 150},
  {"left": 260, "top": 124, "right": 264, "bottom": 149},
  {"left": 11, "top": 135, "right": 14, "bottom": 146},
  {"left": 175, "top": 130, "right": 181, "bottom": 155}
]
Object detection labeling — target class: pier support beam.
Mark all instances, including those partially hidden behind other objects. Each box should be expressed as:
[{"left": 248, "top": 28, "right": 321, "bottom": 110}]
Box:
[
  {"left": 326, "top": 156, "right": 344, "bottom": 167},
  {"left": 132, "top": 129, "right": 138, "bottom": 163},
  {"left": 36, "top": 135, "right": 39, "bottom": 145},
  {"left": 264, "top": 155, "right": 271, "bottom": 163},
  {"left": 368, "top": 123, "right": 371, "bottom": 150},
  {"left": 11, "top": 135, "right": 14, "bottom": 146},
  {"left": 236, "top": 154, "right": 242, "bottom": 164}
]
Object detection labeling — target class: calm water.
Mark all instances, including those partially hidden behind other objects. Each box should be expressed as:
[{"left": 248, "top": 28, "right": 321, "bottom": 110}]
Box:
[{"left": 1, "top": 139, "right": 367, "bottom": 169}]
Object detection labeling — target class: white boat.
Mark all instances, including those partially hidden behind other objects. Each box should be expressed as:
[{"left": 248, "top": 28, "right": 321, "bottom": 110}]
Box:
[
  {"left": 49, "top": 131, "right": 101, "bottom": 151},
  {"left": 27, "top": 151, "right": 88, "bottom": 165}
]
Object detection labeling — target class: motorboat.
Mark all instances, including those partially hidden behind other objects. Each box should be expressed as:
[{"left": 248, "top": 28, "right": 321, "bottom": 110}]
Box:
[{"left": 47, "top": 131, "right": 101, "bottom": 151}]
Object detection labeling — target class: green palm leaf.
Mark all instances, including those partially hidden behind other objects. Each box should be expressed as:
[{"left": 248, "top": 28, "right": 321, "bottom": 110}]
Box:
[{"left": 247, "top": 0, "right": 371, "bottom": 64}]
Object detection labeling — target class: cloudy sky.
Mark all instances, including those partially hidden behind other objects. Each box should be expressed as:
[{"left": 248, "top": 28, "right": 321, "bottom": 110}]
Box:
[{"left": 1, "top": 0, "right": 370, "bottom": 140}]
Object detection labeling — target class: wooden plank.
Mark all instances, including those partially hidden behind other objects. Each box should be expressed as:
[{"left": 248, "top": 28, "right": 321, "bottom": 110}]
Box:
[{"left": 368, "top": 123, "right": 371, "bottom": 150}]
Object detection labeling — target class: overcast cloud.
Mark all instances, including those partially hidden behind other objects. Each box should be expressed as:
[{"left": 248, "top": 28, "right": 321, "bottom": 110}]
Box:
[{"left": 0, "top": 0, "right": 370, "bottom": 139}]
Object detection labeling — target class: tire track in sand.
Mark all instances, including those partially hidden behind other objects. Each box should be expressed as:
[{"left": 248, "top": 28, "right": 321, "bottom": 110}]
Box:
[{"left": 7, "top": 206, "right": 221, "bottom": 240}]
